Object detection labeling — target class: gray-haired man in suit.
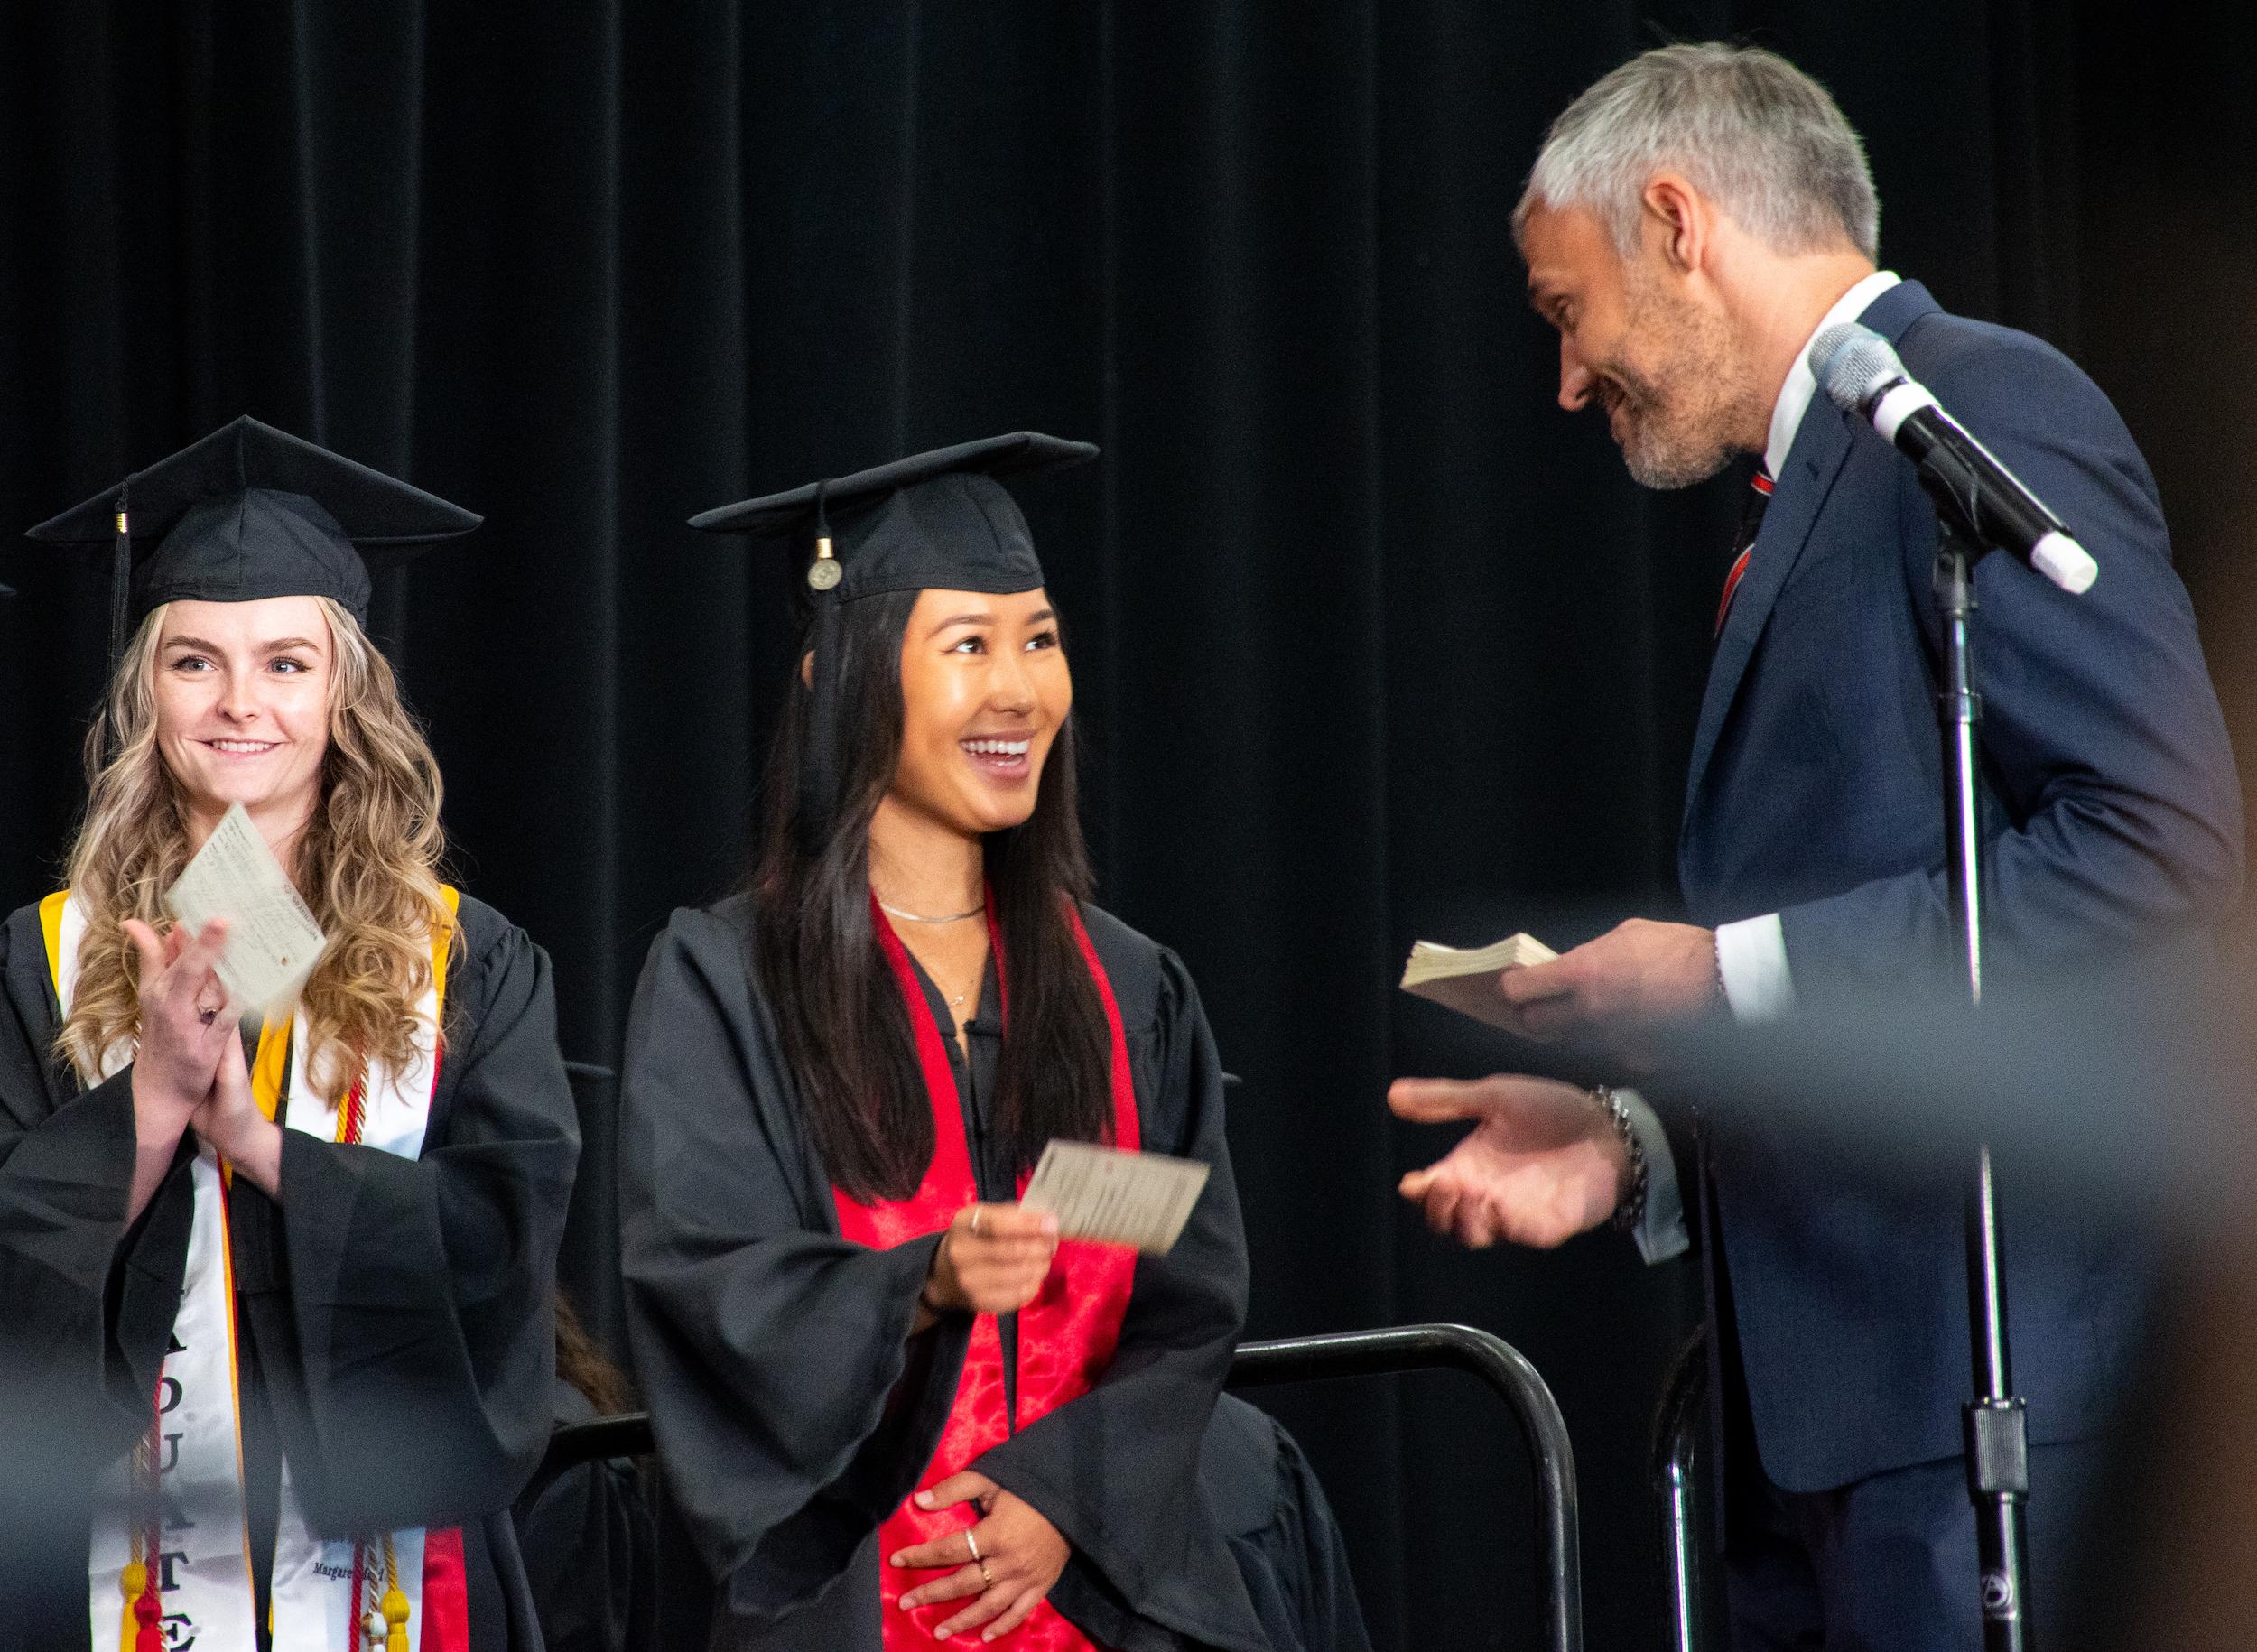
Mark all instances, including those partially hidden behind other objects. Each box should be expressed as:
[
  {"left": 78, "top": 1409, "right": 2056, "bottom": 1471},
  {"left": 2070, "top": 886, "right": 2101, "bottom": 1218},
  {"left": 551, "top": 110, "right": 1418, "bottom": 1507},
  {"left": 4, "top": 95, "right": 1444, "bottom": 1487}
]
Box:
[{"left": 1390, "top": 43, "right": 2242, "bottom": 1650}]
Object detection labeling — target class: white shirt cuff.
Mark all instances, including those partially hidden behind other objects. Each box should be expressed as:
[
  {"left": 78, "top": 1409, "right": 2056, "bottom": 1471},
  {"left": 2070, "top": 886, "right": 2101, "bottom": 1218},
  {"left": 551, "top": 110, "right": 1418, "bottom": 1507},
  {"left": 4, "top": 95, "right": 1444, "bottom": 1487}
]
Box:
[
  {"left": 1715, "top": 912, "right": 1795, "bottom": 1023},
  {"left": 1612, "top": 1088, "right": 1688, "bottom": 1265}
]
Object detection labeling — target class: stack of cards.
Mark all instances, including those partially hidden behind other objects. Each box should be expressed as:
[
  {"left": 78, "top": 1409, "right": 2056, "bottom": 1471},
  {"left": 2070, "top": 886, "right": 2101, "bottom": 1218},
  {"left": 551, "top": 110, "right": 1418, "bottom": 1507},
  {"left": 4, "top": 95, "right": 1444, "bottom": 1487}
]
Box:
[{"left": 1398, "top": 932, "right": 1557, "bottom": 1030}]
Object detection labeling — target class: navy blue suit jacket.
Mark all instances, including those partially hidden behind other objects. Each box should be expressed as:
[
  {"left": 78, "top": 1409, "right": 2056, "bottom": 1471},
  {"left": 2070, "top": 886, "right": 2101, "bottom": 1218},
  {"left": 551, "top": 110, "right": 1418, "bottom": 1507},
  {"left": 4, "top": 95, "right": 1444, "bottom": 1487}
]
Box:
[{"left": 1678, "top": 280, "right": 2243, "bottom": 1490}]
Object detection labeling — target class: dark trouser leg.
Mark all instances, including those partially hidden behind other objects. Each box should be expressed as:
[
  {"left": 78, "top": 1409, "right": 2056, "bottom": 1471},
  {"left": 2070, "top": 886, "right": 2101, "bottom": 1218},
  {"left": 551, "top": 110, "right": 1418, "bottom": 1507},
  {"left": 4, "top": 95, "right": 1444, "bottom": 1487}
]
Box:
[
  {"left": 1717, "top": 1248, "right": 1825, "bottom": 1652},
  {"left": 1728, "top": 1437, "right": 2108, "bottom": 1652},
  {"left": 1722, "top": 1458, "right": 1826, "bottom": 1651}
]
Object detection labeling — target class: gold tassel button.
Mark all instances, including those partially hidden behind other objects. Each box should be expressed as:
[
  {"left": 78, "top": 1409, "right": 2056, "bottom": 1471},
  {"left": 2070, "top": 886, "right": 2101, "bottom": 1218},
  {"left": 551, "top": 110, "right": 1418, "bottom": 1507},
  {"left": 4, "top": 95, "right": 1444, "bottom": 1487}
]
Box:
[{"left": 808, "top": 532, "right": 841, "bottom": 590}]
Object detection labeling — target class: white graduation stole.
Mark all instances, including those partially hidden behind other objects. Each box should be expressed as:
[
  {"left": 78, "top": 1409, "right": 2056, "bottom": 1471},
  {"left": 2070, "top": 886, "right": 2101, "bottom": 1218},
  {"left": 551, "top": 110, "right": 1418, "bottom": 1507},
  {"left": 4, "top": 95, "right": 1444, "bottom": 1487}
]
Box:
[{"left": 46, "top": 890, "right": 460, "bottom": 1652}]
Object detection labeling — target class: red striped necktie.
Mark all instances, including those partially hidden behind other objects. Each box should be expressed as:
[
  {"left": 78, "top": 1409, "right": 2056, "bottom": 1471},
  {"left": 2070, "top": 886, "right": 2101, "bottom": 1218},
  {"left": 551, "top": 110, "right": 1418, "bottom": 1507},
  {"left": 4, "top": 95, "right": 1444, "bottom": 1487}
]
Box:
[{"left": 1714, "top": 465, "right": 1773, "bottom": 639}]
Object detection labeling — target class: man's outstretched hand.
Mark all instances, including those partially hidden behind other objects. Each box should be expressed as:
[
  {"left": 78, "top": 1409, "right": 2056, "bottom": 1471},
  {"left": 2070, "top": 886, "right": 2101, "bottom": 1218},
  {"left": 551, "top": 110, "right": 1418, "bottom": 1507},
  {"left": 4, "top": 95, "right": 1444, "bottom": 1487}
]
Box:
[{"left": 1389, "top": 1075, "right": 1629, "bottom": 1249}]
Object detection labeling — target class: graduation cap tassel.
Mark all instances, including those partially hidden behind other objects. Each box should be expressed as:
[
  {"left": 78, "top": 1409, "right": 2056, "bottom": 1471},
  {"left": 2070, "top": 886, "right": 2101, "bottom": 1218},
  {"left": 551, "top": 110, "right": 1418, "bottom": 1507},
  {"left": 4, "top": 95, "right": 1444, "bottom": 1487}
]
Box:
[
  {"left": 799, "top": 482, "right": 845, "bottom": 854},
  {"left": 109, "top": 487, "right": 132, "bottom": 670}
]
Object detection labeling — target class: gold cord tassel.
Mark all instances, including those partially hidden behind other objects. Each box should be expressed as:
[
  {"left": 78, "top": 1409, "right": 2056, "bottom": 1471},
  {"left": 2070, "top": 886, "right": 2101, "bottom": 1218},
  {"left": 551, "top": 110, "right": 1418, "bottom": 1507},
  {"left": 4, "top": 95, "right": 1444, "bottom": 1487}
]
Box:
[
  {"left": 119, "top": 1555, "right": 147, "bottom": 1652},
  {"left": 379, "top": 1533, "right": 410, "bottom": 1652}
]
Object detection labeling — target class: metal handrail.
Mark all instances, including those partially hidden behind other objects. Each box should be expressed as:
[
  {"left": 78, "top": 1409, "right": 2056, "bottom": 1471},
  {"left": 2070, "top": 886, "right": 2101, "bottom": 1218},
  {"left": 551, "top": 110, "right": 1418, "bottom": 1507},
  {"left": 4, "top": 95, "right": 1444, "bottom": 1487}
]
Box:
[
  {"left": 1649, "top": 1328, "right": 1710, "bottom": 1652},
  {"left": 533, "top": 1321, "right": 1584, "bottom": 1652},
  {"left": 1228, "top": 1323, "right": 1582, "bottom": 1652}
]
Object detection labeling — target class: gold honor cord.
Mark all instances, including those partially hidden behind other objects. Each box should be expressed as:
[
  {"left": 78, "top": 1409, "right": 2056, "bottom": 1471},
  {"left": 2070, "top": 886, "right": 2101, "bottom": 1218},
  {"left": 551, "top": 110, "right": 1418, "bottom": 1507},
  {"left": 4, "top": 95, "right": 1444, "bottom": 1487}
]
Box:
[{"left": 119, "top": 1412, "right": 162, "bottom": 1651}]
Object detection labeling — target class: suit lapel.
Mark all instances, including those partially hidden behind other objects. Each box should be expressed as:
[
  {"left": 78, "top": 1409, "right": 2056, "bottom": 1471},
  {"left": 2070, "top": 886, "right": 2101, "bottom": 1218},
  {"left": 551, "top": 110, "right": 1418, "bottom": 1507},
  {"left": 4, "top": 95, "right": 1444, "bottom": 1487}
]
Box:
[
  {"left": 1680, "top": 279, "right": 1946, "bottom": 831},
  {"left": 1682, "top": 411, "right": 1854, "bottom": 825}
]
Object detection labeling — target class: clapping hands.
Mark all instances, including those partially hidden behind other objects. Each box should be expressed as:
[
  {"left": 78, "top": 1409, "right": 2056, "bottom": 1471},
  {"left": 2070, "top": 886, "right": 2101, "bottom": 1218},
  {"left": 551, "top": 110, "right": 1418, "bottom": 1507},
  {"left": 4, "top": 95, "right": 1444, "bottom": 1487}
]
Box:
[{"left": 121, "top": 916, "right": 283, "bottom": 1209}]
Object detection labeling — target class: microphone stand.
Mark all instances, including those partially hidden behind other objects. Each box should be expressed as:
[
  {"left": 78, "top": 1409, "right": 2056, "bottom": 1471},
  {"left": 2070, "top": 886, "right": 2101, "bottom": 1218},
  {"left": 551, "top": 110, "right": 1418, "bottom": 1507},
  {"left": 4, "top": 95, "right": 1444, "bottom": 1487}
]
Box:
[{"left": 1932, "top": 517, "right": 2033, "bottom": 1650}]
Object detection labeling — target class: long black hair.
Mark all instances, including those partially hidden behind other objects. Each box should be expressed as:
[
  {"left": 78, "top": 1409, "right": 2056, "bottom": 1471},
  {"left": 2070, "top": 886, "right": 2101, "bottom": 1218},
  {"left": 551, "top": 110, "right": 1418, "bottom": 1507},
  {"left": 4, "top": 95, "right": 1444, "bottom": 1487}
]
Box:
[{"left": 751, "top": 588, "right": 1116, "bottom": 1202}]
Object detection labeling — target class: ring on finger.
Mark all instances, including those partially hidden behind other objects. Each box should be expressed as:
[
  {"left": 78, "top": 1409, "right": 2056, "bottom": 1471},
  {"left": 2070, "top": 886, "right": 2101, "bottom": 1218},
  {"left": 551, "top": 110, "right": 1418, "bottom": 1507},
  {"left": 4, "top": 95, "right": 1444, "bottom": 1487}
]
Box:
[
  {"left": 965, "top": 1530, "right": 980, "bottom": 1564},
  {"left": 970, "top": 1208, "right": 983, "bottom": 1237},
  {"left": 978, "top": 1558, "right": 993, "bottom": 1587}
]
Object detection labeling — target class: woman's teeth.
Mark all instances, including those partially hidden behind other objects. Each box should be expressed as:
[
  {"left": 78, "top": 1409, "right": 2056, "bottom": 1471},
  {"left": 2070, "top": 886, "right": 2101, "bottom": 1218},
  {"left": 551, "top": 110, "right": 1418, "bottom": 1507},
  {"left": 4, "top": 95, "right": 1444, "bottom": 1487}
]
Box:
[
  {"left": 209, "top": 740, "right": 276, "bottom": 754},
  {"left": 961, "top": 738, "right": 1031, "bottom": 757}
]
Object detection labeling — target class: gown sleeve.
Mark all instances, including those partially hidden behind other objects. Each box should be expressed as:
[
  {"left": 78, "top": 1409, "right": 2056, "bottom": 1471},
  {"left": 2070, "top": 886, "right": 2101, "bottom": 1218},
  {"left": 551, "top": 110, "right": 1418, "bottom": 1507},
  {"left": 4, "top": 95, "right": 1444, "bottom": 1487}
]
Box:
[
  {"left": 0, "top": 908, "right": 195, "bottom": 1524},
  {"left": 971, "top": 942, "right": 1272, "bottom": 1652},
  {"left": 230, "top": 903, "right": 581, "bottom": 1536},
  {"left": 618, "top": 905, "right": 974, "bottom": 1625}
]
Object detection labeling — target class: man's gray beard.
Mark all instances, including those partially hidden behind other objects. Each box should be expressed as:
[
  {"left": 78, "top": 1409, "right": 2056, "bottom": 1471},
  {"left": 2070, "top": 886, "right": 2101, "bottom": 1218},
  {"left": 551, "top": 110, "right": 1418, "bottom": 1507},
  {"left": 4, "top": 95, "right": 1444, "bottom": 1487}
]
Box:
[
  {"left": 1613, "top": 288, "right": 1760, "bottom": 490},
  {"left": 1621, "top": 424, "right": 1737, "bottom": 490}
]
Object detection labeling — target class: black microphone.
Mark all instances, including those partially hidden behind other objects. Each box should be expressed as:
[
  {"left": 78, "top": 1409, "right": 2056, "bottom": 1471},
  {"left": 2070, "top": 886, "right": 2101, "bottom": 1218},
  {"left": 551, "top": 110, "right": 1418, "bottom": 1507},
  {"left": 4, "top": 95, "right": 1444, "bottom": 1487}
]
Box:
[{"left": 1808, "top": 321, "right": 2097, "bottom": 594}]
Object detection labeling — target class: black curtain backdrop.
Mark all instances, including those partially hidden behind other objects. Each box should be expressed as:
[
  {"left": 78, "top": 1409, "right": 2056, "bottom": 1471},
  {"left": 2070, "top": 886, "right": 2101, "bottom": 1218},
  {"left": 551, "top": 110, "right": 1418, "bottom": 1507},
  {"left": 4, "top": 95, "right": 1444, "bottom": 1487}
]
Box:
[{"left": 4, "top": 4, "right": 2252, "bottom": 1646}]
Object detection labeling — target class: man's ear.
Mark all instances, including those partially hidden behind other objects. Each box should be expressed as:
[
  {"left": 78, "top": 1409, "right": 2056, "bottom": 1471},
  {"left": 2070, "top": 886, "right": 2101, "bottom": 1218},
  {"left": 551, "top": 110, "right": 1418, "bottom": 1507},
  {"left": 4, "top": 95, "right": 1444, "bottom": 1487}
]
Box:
[
  {"left": 1641, "top": 173, "right": 1710, "bottom": 276},
  {"left": 800, "top": 650, "right": 814, "bottom": 687}
]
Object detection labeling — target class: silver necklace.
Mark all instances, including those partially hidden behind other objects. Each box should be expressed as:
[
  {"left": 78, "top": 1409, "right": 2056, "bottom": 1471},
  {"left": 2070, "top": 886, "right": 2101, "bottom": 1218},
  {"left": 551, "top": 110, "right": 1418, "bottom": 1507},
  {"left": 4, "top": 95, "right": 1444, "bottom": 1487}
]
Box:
[
  {"left": 878, "top": 898, "right": 984, "bottom": 923},
  {"left": 875, "top": 895, "right": 982, "bottom": 1009}
]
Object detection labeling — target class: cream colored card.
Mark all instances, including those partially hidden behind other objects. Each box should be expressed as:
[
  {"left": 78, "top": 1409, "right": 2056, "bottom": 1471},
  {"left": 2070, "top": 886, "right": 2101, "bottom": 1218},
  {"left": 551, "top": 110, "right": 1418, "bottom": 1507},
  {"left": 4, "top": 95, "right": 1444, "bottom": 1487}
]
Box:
[
  {"left": 1399, "top": 932, "right": 1558, "bottom": 1030},
  {"left": 1020, "top": 1140, "right": 1211, "bottom": 1255},
  {"left": 165, "top": 803, "right": 330, "bottom": 1018}
]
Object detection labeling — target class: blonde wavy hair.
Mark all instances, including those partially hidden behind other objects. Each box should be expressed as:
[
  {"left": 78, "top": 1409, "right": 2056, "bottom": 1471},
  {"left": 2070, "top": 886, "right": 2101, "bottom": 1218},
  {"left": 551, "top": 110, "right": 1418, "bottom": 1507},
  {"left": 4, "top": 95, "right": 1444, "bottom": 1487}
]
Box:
[{"left": 57, "top": 597, "right": 456, "bottom": 1095}]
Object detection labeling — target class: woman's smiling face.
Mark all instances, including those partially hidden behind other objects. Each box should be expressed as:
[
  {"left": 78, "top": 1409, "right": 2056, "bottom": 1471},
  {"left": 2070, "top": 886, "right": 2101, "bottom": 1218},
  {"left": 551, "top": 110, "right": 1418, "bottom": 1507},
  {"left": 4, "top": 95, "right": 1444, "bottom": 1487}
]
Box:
[
  {"left": 887, "top": 586, "right": 1072, "bottom": 839},
  {"left": 153, "top": 596, "right": 335, "bottom": 825}
]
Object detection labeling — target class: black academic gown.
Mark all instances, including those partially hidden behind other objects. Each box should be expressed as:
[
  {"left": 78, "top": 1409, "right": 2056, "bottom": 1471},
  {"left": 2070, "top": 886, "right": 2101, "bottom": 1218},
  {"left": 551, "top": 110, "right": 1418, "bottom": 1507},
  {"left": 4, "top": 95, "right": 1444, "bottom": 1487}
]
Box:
[
  {"left": 0, "top": 894, "right": 579, "bottom": 1652},
  {"left": 621, "top": 895, "right": 1286, "bottom": 1652}
]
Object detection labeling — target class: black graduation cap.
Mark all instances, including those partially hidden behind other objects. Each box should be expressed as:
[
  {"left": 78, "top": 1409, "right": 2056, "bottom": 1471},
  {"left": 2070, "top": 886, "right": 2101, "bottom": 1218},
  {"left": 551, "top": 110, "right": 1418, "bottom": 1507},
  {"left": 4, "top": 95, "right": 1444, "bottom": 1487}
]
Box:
[
  {"left": 691, "top": 431, "right": 1098, "bottom": 846},
  {"left": 26, "top": 415, "right": 481, "bottom": 661},
  {"left": 689, "top": 431, "right": 1096, "bottom": 597}
]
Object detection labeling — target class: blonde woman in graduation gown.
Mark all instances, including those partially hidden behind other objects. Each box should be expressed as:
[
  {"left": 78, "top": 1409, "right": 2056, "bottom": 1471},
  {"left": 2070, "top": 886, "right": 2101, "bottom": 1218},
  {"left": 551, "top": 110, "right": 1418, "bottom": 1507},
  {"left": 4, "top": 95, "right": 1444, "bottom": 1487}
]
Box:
[
  {"left": 622, "top": 436, "right": 1370, "bottom": 1652},
  {"left": 0, "top": 420, "right": 579, "bottom": 1652}
]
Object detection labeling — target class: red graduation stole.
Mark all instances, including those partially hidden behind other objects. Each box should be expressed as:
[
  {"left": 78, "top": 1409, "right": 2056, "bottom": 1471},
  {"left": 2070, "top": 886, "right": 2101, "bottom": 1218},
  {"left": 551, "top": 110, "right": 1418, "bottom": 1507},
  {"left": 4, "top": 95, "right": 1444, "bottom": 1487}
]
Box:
[{"left": 834, "top": 896, "right": 1138, "bottom": 1651}]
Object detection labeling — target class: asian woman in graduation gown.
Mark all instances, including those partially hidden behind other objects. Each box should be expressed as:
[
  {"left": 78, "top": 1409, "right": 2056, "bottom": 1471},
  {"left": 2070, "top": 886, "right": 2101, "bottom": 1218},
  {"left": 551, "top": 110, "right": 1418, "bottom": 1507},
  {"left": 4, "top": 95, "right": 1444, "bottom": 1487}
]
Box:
[
  {"left": 0, "top": 419, "right": 579, "bottom": 1652},
  {"left": 621, "top": 434, "right": 1370, "bottom": 1651}
]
